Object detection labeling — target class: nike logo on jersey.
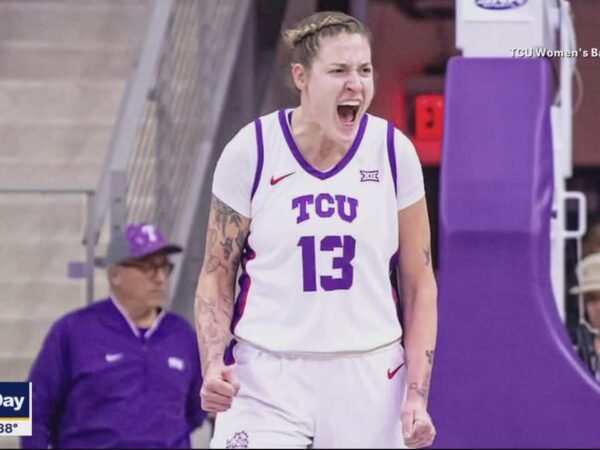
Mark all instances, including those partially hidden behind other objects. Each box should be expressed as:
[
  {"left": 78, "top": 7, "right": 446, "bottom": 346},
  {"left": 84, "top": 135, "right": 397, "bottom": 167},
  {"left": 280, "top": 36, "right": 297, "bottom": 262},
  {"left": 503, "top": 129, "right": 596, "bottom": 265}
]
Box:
[
  {"left": 270, "top": 172, "right": 295, "bottom": 185},
  {"left": 387, "top": 362, "right": 405, "bottom": 379}
]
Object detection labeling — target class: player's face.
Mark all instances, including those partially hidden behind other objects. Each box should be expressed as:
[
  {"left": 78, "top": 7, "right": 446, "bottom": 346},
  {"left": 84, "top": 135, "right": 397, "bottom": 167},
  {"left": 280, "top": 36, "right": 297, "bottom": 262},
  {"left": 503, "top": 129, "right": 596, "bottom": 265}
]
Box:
[
  {"left": 112, "top": 253, "right": 172, "bottom": 310},
  {"left": 298, "top": 32, "right": 374, "bottom": 144},
  {"left": 585, "top": 291, "right": 600, "bottom": 330}
]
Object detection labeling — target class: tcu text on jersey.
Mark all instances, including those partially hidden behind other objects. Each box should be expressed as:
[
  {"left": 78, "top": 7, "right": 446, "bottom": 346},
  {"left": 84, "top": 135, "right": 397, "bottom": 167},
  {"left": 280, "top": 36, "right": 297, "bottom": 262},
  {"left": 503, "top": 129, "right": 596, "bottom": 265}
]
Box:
[{"left": 292, "top": 193, "right": 358, "bottom": 224}]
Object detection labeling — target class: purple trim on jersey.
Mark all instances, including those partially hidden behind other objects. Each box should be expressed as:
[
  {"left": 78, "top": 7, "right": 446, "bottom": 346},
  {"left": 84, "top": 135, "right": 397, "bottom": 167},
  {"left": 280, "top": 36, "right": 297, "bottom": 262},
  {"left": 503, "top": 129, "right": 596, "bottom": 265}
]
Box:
[
  {"left": 231, "top": 243, "right": 256, "bottom": 333},
  {"left": 389, "top": 251, "right": 402, "bottom": 326},
  {"left": 387, "top": 121, "right": 398, "bottom": 195},
  {"left": 251, "top": 119, "right": 264, "bottom": 200},
  {"left": 278, "top": 109, "right": 368, "bottom": 180},
  {"left": 389, "top": 251, "right": 399, "bottom": 304},
  {"left": 389, "top": 250, "right": 399, "bottom": 271}
]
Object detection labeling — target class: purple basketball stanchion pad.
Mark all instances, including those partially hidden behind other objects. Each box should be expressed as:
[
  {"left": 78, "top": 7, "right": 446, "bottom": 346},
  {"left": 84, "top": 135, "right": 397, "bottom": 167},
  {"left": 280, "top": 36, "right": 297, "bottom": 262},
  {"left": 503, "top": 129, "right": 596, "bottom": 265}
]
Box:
[{"left": 429, "top": 57, "right": 600, "bottom": 448}]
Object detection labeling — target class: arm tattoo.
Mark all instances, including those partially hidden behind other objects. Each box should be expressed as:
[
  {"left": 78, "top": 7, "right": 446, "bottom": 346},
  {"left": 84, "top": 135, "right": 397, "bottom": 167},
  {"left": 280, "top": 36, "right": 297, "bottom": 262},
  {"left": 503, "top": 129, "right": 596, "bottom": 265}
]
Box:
[
  {"left": 423, "top": 246, "right": 431, "bottom": 266},
  {"left": 213, "top": 196, "right": 242, "bottom": 235},
  {"left": 205, "top": 227, "right": 229, "bottom": 274},
  {"left": 235, "top": 228, "right": 246, "bottom": 253},
  {"left": 196, "top": 197, "right": 249, "bottom": 373},
  {"left": 409, "top": 370, "right": 431, "bottom": 402},
  {"left": 208, "top": 228, "right": 217, "bottom": 247},
  {"left": 426, "top": 349, "right": 435, "bottom": 366},
  {"left": 195, "top": 293, "right": 233, "bottom": 371},
  {"left": 205, "top": 196, "right": 248, "bottom": 275},
  {"left": 206, "top": 256, "right": 228, "bottom": 274},
  {"left": 221, "top": 237, "right": 233, "bottom": 260},
  {"left": 231, "top": 227, "right": 247, "bottom": 273},
  {"left": 195, "top": 293, "right": 218, "bottom": 322}
]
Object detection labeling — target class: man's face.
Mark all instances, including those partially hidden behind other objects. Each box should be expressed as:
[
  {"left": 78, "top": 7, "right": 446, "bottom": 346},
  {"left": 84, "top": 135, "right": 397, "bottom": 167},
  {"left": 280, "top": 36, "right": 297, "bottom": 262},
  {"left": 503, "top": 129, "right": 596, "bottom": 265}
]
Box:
[
  {"left": 111, "top": 252, "right": 173, "bottom": 310},
  {"left": 584, "top": 290, "right": 600, "bottom": 330}
]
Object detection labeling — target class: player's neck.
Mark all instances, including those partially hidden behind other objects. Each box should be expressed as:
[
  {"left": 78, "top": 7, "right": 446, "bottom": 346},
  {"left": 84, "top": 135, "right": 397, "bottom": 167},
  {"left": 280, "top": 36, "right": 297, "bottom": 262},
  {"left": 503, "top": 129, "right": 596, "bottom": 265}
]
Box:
[{"left": 291, "top": 107, "right": 348, "bottom": 170}]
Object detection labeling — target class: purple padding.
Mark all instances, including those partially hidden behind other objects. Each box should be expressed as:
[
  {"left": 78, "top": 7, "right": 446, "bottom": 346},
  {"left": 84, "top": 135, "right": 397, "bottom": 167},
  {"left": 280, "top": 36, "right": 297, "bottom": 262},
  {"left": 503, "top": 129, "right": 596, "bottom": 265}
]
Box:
[{"left": 430, "top": 57, "right": 600, "bottom": 448}]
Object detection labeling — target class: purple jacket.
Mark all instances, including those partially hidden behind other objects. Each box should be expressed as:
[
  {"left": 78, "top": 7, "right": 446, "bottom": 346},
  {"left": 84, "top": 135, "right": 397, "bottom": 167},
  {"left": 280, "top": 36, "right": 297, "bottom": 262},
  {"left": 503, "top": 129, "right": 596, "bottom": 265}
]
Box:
[{"left": 21, "top": 298, "right": 205, "bottom": 449}]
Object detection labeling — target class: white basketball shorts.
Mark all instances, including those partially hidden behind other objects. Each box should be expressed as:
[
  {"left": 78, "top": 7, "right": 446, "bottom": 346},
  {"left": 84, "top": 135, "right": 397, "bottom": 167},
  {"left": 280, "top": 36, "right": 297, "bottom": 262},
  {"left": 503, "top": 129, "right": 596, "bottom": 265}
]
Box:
[{"left": 211, "top": 339, "right": 408, "bottom": 448}]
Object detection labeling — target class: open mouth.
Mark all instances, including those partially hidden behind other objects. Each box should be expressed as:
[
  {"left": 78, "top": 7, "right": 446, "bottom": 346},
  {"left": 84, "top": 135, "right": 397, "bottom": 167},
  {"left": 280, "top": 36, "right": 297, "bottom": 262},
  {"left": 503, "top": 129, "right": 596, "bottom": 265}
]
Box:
[{"left": 337, "top": 101, "right": 361, "bottom": 124}]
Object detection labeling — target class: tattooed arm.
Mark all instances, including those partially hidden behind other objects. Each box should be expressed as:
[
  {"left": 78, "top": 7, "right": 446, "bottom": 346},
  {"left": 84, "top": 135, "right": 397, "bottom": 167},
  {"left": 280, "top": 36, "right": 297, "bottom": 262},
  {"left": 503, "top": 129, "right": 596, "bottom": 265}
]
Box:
[
  {"left": 396, "top": 197, "right": 438, "bottom": 448},
  {"left": 194, "top": 195, "right": 250, "bottom": 413}
]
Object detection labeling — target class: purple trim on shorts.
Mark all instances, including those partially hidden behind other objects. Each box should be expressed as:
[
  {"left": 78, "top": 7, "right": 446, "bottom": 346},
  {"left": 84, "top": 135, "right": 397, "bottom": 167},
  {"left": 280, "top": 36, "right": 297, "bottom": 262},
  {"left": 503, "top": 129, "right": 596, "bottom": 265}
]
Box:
[
  {"left": 224, "top": 338, "right": 238, "bottom": 365},
  {"left": 387, "top": 121, "right": 398, "bottom": 195},
  {"left": 278, "top": 109, "right": 368, "bottom": 181},
  {"left": 251, "top": 119, "right": 264, "bottom": 200},
  {"left": 231, "top": 242, "right": 256, "bottom": 333}
]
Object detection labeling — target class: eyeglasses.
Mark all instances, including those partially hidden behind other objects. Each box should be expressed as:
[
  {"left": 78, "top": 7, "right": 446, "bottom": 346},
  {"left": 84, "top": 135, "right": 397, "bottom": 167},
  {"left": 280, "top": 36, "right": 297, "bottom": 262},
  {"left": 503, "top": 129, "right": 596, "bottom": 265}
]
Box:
[{"left": 120, "top": 260, "right": 175, "bottom": 277}]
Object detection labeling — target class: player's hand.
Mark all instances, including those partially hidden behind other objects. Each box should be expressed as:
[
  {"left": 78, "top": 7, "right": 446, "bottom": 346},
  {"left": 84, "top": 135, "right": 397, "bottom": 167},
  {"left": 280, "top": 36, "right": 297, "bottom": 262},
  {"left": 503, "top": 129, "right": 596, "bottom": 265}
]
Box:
[
  {"left": 400, "top": 402, "right": 436, "bottom": 448},
  {"left": 200, "top": 364, "right": 241, "bottom": 413}
]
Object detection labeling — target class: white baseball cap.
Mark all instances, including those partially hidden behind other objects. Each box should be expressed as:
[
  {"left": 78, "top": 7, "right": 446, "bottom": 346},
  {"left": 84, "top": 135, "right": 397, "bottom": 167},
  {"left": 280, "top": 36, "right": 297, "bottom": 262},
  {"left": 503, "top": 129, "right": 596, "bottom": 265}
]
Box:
[{"left": 570, "top": 253, "right": 600, "bottom": 295}]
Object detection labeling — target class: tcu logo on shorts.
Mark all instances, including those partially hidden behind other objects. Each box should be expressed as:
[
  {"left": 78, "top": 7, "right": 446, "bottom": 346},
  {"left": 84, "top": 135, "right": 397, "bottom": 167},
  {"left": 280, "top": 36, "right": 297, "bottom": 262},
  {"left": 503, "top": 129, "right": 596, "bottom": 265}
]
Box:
[{"left": 225, "top": 431, "right": 249, "bottom": 448}]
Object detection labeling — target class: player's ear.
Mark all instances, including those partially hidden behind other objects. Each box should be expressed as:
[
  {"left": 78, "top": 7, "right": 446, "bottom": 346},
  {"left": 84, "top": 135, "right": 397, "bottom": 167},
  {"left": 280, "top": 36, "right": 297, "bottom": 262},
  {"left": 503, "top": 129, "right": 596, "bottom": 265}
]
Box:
[{"left": 291, "top": 63, "right": 308, "bottom": 91}]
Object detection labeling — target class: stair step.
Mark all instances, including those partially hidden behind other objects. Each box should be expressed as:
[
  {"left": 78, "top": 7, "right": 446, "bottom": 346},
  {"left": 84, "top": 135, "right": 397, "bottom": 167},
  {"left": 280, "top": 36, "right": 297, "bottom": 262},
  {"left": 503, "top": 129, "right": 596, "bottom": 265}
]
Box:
[
  {"left": 0, "top": 80, "right": 125, "bottom": 122},
  {"left": 0, "top": 280, "right": 85, "bottom": 320},
  {"left": 0, "top": 196, "right": 85, "bottom": 238},
  {"left": 0, "top": 318, "right": 54, "bottom": 356},
  {"left": 0, "top": 435, "right": 19, "bottom": 449},
  {"left": 0, "top": 240, "right": 87, "bottom": 279},
  {"left": 0, "top": 1, "right": 147, "bottom": 47},
  {"left": 0, "top": 241, "right": 112, "bottom": 283},
  {"left": 0, "top": 354, "right": 33, "bottom": 381},
  {"left": 0, "top": 123, "right": 112, "bottom": 161},
  {"left": 0, "top": 160, "right": 104, "bottom": 189},
  {"left": 0, "top": 42, "right": 134, "bottom": 80}
]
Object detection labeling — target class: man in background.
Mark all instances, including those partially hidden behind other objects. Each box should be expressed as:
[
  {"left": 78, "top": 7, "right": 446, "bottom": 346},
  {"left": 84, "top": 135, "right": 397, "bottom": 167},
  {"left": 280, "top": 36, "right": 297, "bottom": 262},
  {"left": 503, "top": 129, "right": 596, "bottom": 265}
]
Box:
[
  {"left": 571, "top": 252, "right": 600, "bottom": 382},
  {"left": 21, "top": 223, "right": 205, "bottom": 448},
  {"left": 583, "top": 214, "right": 600, "bottom": 257}
]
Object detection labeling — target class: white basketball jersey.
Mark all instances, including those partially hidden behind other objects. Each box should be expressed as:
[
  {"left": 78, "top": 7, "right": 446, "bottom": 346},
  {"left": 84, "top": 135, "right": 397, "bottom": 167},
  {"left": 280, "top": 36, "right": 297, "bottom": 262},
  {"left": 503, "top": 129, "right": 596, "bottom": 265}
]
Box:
[{"left": 212, "top": 109, "right": 424, "bottom": 353}]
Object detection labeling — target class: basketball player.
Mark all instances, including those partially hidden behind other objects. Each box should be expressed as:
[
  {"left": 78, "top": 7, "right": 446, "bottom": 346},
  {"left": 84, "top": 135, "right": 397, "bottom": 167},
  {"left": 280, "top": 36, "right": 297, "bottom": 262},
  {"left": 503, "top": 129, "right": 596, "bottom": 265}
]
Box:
[{"left": 194, "top": 11, "right": 437, "bottom": 449}]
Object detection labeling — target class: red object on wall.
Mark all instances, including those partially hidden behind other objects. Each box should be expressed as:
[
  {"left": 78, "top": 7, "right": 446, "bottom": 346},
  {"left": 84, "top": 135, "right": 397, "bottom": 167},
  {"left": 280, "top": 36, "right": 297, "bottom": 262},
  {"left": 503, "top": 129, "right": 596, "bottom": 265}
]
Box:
[
  {"left": 412, "top": 94, "right": 444, "bottom": 166},
  {"left": 415, "top": 94, "right": 444, "bottom": 142}
]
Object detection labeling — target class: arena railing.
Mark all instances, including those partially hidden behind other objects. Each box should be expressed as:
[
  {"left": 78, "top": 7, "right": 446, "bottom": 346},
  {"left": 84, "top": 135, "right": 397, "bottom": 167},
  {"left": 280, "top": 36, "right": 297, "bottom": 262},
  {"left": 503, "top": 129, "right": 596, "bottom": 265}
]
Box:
[{"left": 90, "top": 0, "right": 252, "bottom": 310}]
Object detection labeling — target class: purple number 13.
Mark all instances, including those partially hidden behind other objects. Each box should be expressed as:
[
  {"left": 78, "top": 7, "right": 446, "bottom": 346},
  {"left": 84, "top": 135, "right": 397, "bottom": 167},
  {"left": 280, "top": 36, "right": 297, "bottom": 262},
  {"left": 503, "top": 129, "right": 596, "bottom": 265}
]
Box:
[{"left": 297, "top": 235, "right": 356, "bottom": 292}]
